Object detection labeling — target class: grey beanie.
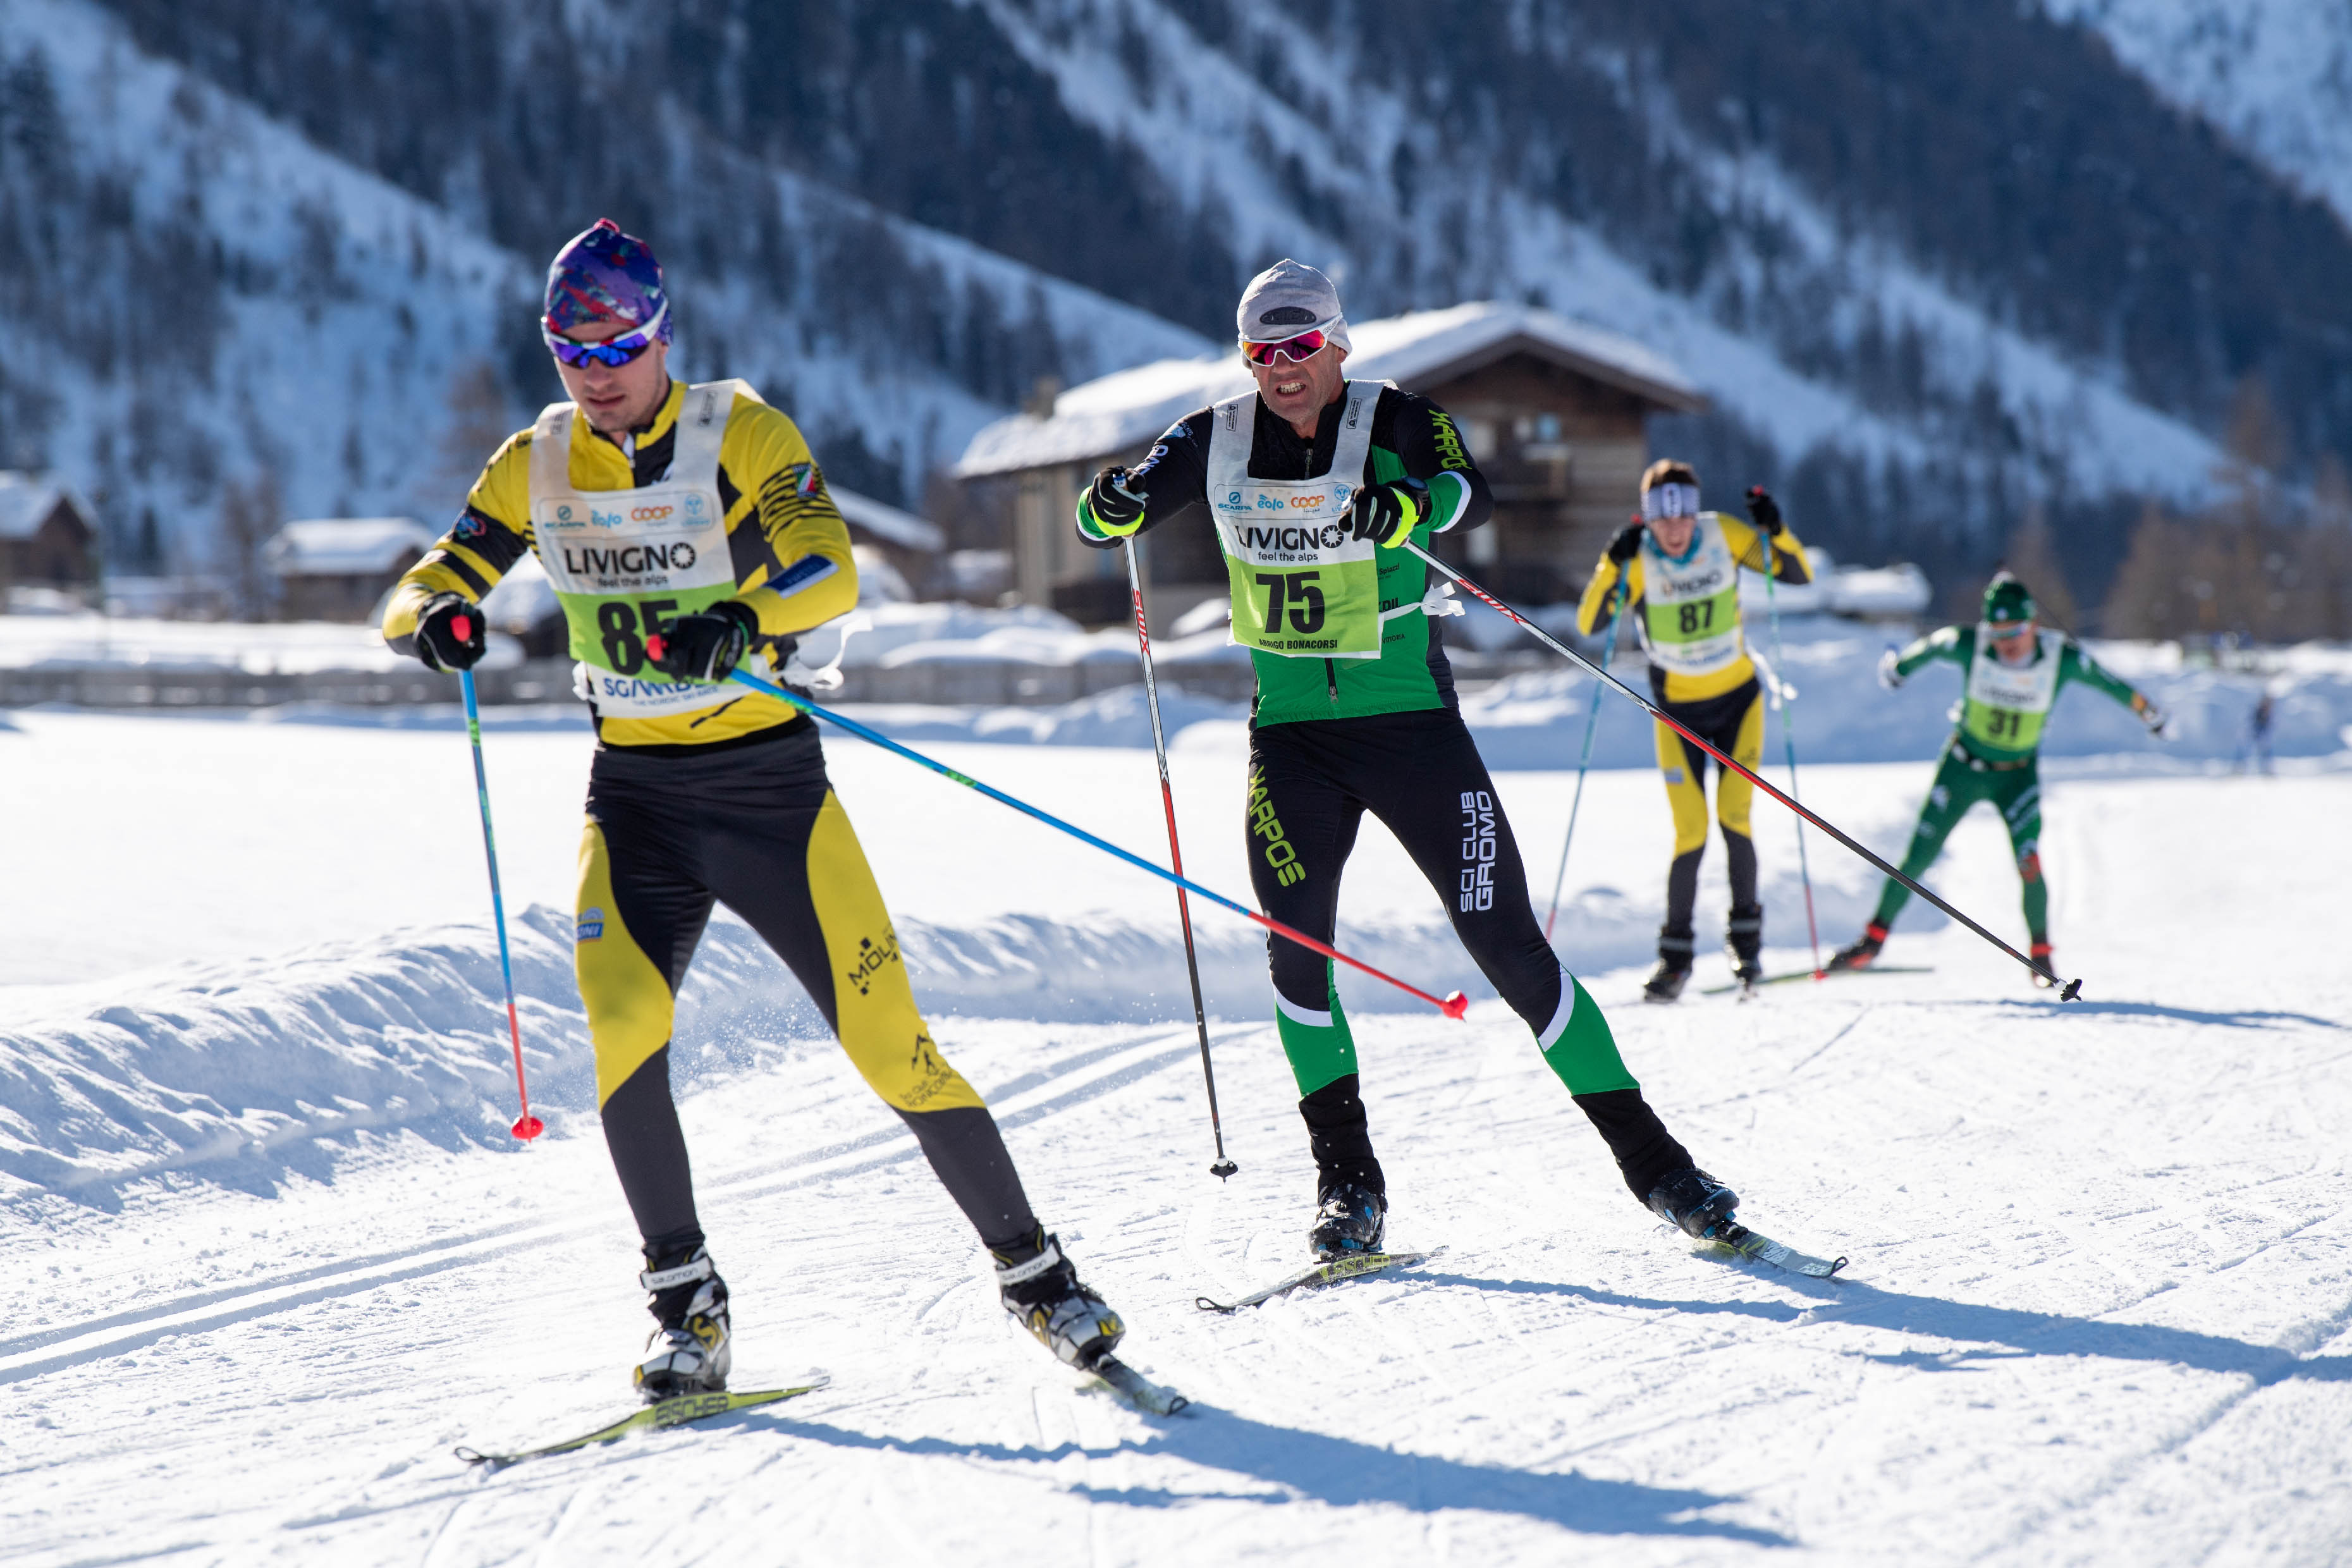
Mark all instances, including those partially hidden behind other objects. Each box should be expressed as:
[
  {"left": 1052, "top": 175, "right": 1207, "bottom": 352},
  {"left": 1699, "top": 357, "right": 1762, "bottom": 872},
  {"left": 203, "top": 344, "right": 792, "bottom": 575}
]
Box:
[{"left": 1237, "top": 258, "right": 1352, "bottom": 353}]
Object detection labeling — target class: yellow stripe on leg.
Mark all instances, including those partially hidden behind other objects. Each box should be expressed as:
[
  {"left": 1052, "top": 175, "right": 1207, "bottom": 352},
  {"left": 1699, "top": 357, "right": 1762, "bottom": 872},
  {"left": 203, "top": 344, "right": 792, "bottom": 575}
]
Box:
[
  {"left": 1717, "top": 691, "right": 1766, "bottom": 839},
  {"left": 806, "top": 792, "right": 984, "bottom": 1113},
  {"left": 1655, "top": 718, "right": 1712, "bottom": 855},
  {"left": 575, "top": 820, "right": 678, "bottom": 1106}
]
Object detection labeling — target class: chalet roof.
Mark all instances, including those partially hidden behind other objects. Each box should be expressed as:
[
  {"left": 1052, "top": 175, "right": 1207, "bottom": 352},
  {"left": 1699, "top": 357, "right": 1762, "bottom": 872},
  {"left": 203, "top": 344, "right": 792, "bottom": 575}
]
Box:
[
  {"left": 0, "top": 472, "right": 94, "bottom": 541},
  {"left": 953, "top": 301, "right": 1706, "bottom": 479},
  {"left": 262, "top": 517, "right": 436, "bottom": 577},
  {"left": 831, "top": 486, "right": 943, "bottom": 551}
]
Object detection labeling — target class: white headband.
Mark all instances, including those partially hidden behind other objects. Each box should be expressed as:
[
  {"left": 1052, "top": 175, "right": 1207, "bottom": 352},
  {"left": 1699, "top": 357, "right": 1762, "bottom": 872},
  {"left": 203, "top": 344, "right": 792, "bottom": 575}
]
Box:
[{"left": 1641, "top": 482, "right": 1700, "bottom": 522}]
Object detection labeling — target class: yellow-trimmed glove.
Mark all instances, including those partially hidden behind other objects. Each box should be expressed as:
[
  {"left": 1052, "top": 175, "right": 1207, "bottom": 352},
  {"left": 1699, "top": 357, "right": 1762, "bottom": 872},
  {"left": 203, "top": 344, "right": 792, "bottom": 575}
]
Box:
[
  {"left": 1347, "top": 477, "right": 1428, "bottom": 548},
  {"left": 1079, "top": 467, "right": 1145, "bottom": 540}
]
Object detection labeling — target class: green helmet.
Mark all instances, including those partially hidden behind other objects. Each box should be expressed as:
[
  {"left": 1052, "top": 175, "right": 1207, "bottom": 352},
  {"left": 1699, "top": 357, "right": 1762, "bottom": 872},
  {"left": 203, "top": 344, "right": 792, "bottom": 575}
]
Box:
[{"left": 1981, "top": 572, "right": 2036, "bottom": 625}]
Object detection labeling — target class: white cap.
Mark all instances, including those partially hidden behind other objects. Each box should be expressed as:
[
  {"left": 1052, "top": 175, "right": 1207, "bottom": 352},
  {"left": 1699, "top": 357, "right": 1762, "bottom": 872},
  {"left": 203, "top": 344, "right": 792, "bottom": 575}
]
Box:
[{"left": 1237, "top": 258, "right": 1352, "bottom": 352}]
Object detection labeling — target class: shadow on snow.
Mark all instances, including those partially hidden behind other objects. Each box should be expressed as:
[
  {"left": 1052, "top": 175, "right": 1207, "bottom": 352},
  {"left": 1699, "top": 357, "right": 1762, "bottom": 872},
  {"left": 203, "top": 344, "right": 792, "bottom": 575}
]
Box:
[
  {"left": 1424, "top": 1273, "right": 2351, "bottom": 1386},
  {"left": 747, "top": 1411, "right": 1789, "bottom": 1545}
]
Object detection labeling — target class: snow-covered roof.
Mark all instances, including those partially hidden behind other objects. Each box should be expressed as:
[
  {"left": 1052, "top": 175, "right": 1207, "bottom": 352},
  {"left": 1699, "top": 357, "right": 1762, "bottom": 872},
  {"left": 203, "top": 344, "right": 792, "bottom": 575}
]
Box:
[
  {"left": 953, "top": 302, "right": 1707, "bottom": 478},
  {"left": 831, "top": 486, "right": 944, "bottom": 551},
  {"left": 261, "top": 517, "right": 436, "bottom": 577},
  {"left": 0, "top": 472, "right": 94, "bottom": 541}
]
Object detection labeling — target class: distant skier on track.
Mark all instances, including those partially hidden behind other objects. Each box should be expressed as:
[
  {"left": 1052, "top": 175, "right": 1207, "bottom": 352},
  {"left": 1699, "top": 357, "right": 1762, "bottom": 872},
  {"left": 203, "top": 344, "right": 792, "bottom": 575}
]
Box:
[
  {"left": 1574, "top": 465, "right": 1813, "bottom": 1002},
  {"left": 384, "top": 219, "right": 1126, "bottom": 1402},
  {"left": 1827, "top": 571, "right": 2171, "bottom": 981},
  {"left": 1073, "top": 259, "right": 1749, "bottom": 1265}
]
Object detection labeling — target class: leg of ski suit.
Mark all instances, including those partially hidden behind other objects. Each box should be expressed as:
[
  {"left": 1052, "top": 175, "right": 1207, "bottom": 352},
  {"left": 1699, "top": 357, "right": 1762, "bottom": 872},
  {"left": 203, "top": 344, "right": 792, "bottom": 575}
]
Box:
[
  {"left": 1245, "top": 708, "right": 1694, "bottom": 1203},
  {"left": 576, "top": 721, "right": 1038, "bottom": 1261},
  {"left": 1870, "top": 744, "right": 2047, "bottom": 940},
  {"left": 1653, "top": 680, "right": 1766, "bottom": 969}
]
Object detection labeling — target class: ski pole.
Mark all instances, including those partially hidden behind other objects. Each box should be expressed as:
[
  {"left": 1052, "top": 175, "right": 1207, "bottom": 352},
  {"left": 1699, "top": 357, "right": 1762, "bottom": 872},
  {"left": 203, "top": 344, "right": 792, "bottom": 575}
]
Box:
[
  {"left": 1400, "top": 541, "right": 2081, "bottom": 999},
  {"left": 1544, "top": 576, "right": 1626, "bottom": 940},
  {"left": 721, "top": 667, "right": 1470, "bottom": 1018},
  {"left": 1123, "top": 538, "right": 1238, "bottom": 1178},
  {"left": 1754, "top": 496, "right": 1824, "bottom": 978},
  {"left": 458, "top": 649, "right": 545, "bottom": 1141}
]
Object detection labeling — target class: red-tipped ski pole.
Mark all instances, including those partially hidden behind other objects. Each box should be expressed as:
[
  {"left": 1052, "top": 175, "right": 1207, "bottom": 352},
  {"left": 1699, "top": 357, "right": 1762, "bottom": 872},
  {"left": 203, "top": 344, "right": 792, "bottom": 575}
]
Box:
[
  {"left": 723, "top": 667, "right": 1469, "bottom": 1019},
  {"left": 1755, "top": 496, "right": 1825, "bottom": 978},
  {"left": 1123, "top": 539, "right": 1239, "bottom": 1177},
  {"left": 1402, "top": 541, "right": 2081, "bottom": 999},
  {"left": 456, "top": 639, "right": 544, "bottom": 1139},
  {"left": 1544, "top": 577, "right": 1625, "bottom": 940}
]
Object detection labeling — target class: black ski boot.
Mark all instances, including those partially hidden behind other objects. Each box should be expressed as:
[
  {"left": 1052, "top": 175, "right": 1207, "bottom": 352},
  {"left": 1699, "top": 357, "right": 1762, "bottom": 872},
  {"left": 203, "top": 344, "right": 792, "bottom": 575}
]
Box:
[
  {"left": 633, "top": 1244, "right": 731, "bottom": 1403},
  {"left": 1645, "top": 928, "right": 1694, "bottom": 1003},
  {"left": 1308, "top": 1182, "right": 1387, "bottom": 1261},
  {"left": 1825, "top": 922, "right": 1887, "bottom": 973},
  {"left": 1727, "top": 904, "right": 1765, "bottom": 996},
  {"left": 993, "top": 1229, "right": 1125, "bottom": 1368},
  {"left": 1646, "top": 1168, "right": 1741, "bottom": 1239},
  {"left": 2030, "top": 937, "right": 2055, "bottom": 988}
]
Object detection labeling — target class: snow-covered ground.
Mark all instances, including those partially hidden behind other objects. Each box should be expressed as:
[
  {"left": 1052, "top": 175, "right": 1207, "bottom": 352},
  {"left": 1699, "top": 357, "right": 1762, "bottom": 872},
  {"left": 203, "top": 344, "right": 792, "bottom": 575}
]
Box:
[{"left": 2, "top": 697, "right": 2349, "bottom": 1564}]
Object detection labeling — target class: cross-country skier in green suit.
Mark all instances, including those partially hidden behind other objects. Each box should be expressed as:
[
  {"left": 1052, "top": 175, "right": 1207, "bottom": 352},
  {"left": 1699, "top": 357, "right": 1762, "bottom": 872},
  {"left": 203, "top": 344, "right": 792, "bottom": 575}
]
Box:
[
  {"left": 1070, "top": 259, "right": 1746, "bottom": 1261},
  {"left": 1827, "top": 571, "right": 2171, "bottom": 982}
]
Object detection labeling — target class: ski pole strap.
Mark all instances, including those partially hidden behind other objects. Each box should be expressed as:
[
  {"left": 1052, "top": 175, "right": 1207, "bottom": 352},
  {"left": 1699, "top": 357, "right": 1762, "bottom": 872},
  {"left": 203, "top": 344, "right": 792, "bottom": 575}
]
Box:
[{"left": 1401, "top": 541, "right": 2080, "bottom": 999}]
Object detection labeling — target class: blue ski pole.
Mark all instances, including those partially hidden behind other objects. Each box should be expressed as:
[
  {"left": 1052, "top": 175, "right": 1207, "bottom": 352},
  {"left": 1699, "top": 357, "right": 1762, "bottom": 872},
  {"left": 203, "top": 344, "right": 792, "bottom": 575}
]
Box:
[
  {"left": 459, "top": 653, "right": 544, "bottom": 1141},
  {"left": 1544, "top": 577, "right": 1627, "bottom": 940},
  {"left": 721, "top": 667, "right": 1469, "bottom": 1018},
  {"left": 1751, "top": 489, "right": 1824, "bottom": 979}
]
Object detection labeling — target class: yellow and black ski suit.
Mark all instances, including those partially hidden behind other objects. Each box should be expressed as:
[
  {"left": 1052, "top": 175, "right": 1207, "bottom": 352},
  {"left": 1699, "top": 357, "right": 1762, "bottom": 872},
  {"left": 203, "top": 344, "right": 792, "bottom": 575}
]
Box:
[
  {"left": 1577, "top": 513, "right": 1811, "bottom": 970},
  {"left": 385, "top": 379, "right": 1036, "bottom": 1259}
]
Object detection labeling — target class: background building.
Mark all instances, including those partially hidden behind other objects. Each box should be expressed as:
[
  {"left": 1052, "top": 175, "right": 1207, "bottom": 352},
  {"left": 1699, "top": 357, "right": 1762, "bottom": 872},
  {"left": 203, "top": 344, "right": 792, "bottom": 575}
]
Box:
[
  {"left": 0, "top": 472, "right": 100, "bottom": 604},
  {"left": 953, "top": 303, "right": 1705, "bottom": 628},
  {"left": 262, "top": 518, "right": 436, "bottom": 623}
]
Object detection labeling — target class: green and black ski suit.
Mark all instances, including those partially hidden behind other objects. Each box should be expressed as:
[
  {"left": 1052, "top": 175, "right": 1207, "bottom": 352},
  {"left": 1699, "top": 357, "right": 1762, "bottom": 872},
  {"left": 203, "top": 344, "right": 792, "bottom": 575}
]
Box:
[
  {"left": 1874, "top": 624, "right": 2151, "bottom": 943},
  {"left": 1078, "top": 383, "right": 1696, "bottom": 1206}
]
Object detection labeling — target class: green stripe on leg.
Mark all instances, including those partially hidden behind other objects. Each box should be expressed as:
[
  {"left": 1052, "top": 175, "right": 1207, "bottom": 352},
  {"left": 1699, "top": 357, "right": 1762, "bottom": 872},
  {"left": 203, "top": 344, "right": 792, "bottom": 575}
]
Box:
[
  {"left": 1275, "top": 964, "right": 1359, "bottom": 1096},
  {"left": 1540, "top": 976, "right": 1638, "bottom": 1095}
]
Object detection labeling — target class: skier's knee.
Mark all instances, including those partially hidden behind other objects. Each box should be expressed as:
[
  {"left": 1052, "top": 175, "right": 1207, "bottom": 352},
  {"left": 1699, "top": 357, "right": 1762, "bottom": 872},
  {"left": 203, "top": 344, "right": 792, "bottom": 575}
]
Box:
[{"left": 2017, "top": 849, "right": 2042, "bottom": 882}]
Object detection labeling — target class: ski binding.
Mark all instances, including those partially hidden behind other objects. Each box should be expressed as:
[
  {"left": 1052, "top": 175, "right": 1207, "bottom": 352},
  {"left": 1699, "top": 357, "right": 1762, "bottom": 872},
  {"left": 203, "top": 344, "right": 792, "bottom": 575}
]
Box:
[
  {"left": 455, "top": 1380, "right": 826, "bottom": 1471},
  {"left": 1195, "top": 1248, "right": 1442, "bottom": 1314},
  {"left": 1707, "top": 1223, "right": 1846, "bottom": 1278},
  {"left": 1088, "top": 1352, "right": 1189, "bottom": 1415}
]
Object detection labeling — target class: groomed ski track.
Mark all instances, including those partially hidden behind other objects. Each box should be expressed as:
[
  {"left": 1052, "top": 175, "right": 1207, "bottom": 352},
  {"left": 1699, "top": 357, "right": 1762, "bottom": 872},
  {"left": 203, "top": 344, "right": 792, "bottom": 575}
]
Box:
[{"left": 2, "top": 714, "right": 2349, "bottom": 1564}]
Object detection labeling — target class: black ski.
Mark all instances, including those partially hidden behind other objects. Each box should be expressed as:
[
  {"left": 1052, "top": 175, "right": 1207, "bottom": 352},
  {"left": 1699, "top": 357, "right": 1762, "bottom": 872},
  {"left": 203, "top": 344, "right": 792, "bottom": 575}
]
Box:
[
  {"left": 455, "top": 1381, "right": 826, "bottom": 1471},
  {"left": 1195, "top": 1249, "right": 1441, "bottom": 1314},
  {"left": 1700, "top": 964, "right": 1933, "bottom": 996},
  {"left": 1706, "top": 1223, "right": 1846, "bottom": 1278}
]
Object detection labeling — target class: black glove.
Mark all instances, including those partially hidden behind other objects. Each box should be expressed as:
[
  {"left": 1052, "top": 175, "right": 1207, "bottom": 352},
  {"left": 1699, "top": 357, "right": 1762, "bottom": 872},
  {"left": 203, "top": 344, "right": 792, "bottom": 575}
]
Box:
[
  {"left": 1347, "top": 477, "right": 1428, "bottom": 547},
  {"left": 1607, "top": 522, "right": 1646, "bottom": 563},
  {"left": 1745, "top": 486, "right": 1784, "bottom": 535},
  {"left": 1084, "top": 467, "right": 1145, "bottom": 537},
  {"left": 644, "top": 600, "right": 759, "bottom": 682},
  {"left": 412, "top": 591, "right": 486, "bottom": 672}
]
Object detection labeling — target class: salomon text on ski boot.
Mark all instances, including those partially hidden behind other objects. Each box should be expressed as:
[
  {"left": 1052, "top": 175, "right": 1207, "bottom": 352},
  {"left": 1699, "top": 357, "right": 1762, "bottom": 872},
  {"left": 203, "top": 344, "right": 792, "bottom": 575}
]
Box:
[
  {"left": 993, "top": 1229, "right": 1125, "bottom": 1368},
  {"left": 1308, "top": 1182, "right": 1387, "bottom": 1261},
  {"left": 1646, "top": 1168, "right": 1740, "bottom": 1240},
  {"left": 634, "top": 1243, "right": 732, "bottom": 1402}
]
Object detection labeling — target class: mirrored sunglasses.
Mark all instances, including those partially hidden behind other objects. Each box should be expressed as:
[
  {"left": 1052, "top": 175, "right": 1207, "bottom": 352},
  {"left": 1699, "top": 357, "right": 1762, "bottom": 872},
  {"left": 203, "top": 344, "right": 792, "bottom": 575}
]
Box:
[
  {"left": 543, "top": 302, "right": 667, "bottom": 367},
  {"left": 1241, "top": 328, "right": 1332, "bottom": 367}
]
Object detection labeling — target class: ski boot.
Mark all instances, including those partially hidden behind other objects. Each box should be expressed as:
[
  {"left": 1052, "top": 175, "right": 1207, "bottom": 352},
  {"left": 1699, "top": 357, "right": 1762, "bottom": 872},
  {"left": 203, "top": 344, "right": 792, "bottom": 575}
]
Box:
[
  {"left": 1825, "top": 922, "right": 1887, "bottom": 973},
  {"left": 1308, "top": 1182, "right": 1387, "bottom": 1261},
  {"left": 1727, "top": 905, "right": 1765, "bottom": 998},
  {"left": 1641, "top": 959, "right": 1692, "bottom": 1003},
  {"left": 1646, "top": 1168, "right": 1741, "bottom": 1240},
  {"left": 2030, "top": 937, "right": 2055, "bottom": 988},
  {"left": 633, "top": 1244, "right": 731, "bottom": 1403},
  {"left": 993, "top": 1230, "right": 1125, "bottom": 1368}
]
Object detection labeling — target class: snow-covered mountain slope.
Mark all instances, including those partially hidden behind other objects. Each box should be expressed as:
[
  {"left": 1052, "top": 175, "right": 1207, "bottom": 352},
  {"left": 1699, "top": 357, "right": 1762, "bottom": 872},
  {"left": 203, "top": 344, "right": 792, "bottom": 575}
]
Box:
[
  {"left": 3, "top": 709, "right": 2349, "bottom": 1564},
  {"left": 2053, "top": 0, "right": 2352, "bottom": 228},
  {"left": 0, "top": 0, "right": 1211, "bottom": 563}
]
